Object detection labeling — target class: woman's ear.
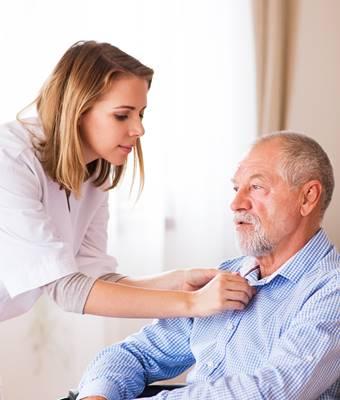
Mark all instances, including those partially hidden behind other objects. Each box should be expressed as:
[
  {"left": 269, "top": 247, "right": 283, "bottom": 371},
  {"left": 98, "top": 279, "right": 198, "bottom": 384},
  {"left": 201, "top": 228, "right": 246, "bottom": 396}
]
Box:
[{"left": 300, "top": 180, "right": 322, "bottom": 217}]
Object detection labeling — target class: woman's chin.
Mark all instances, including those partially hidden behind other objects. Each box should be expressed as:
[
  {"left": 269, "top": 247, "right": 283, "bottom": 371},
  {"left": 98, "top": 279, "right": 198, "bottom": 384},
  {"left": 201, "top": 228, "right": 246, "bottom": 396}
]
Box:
[{"left": 104, "top": 157, "right": 126, "bottom": 166}]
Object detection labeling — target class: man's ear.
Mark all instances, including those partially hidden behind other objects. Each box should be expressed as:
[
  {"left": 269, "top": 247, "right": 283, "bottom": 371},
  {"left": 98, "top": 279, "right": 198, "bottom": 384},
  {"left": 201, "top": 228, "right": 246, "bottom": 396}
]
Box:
[{"left": 300, "top": 180, "right": 322, "bottom": 217}]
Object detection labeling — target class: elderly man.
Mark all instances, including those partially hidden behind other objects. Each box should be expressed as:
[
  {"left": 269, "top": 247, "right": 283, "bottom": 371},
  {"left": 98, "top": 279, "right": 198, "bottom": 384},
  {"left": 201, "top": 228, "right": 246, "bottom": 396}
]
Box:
[{"left": 78, "top": 132, "right": 339, "bottom": 399}]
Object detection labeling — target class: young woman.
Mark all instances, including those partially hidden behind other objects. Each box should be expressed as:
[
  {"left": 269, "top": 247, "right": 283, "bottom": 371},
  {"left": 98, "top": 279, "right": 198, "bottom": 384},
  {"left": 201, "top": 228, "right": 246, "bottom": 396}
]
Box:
[{"left": 0, "top": 40, "right": 253, "bottom": 321}]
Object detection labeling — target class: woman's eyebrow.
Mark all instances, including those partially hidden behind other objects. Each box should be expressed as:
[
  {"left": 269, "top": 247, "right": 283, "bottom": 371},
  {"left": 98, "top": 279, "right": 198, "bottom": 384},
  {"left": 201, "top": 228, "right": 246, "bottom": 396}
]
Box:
[
  {"left": 113, "top": 105, "right": 135, "bottom": 110},
  {"left": 113, "top": 105, "right": 147, "bottom": 111}
]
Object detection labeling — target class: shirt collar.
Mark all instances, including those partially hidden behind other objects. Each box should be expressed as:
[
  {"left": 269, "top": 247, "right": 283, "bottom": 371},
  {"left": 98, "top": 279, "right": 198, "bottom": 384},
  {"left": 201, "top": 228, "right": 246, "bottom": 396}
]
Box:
[
  {"left": 277, "top": 228, "right": 333, "bottom": 283},
  {"left": 239, "top": 229, "right": 333, "bottom": 285},
  {"left": 239, "top": 257, "right": 286, "bottom": 285}
]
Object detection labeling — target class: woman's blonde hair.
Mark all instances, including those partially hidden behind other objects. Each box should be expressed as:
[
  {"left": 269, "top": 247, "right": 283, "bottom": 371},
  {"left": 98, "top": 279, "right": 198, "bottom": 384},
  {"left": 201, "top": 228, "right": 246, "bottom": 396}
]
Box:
[{"left": 22, "top": 40, "right": 153, "bottom": 197}]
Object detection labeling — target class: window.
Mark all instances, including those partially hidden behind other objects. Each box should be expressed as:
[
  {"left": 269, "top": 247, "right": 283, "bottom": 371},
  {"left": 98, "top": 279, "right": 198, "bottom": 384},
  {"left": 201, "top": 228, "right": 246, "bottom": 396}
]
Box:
[{"left": 0, "top": 1, "right": 256, "bottom": 398}]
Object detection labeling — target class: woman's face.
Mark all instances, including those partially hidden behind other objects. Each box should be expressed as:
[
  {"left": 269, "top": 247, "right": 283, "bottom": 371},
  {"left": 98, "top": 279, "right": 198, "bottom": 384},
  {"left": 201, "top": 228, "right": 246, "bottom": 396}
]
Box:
[{"left": 79, "top": 74, "right": 148, "bottom": 165}]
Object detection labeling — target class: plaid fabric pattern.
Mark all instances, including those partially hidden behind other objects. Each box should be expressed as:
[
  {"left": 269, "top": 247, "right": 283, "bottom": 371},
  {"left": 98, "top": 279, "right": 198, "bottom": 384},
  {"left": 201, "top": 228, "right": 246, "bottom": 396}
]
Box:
[{"left": 78, "top": 229, "right": 340, "bottom": 399}]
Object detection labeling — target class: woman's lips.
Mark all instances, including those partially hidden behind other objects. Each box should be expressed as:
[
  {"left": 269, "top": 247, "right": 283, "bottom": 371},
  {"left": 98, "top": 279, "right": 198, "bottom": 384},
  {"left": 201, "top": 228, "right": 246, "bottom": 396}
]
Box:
[{"left": 118, "top": 145, "right": 132, "bottom": 154}]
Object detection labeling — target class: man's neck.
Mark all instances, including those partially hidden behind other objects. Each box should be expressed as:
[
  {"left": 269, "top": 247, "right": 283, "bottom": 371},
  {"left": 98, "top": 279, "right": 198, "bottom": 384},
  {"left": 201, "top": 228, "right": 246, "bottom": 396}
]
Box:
[{"left": 255, "top": 226, "right": 321, "bottom": 278}]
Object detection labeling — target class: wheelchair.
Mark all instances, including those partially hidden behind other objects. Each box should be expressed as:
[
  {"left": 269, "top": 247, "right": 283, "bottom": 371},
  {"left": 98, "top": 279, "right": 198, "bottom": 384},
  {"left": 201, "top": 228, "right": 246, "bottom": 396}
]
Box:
[{"left": 59, "top": 384, "right": 185, "bottom": 399}]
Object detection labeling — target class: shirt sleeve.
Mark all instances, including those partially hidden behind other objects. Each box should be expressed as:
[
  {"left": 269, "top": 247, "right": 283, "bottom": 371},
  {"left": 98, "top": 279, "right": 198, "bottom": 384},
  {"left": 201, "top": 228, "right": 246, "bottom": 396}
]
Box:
[
  {"left": 77, "top": 271, "right": 339, "bottom": 400},
  {"left": 0, "top": 151, "right": 78, "bottom": 297},
  {"left": 150, "top": 273, "right": 340, "bottom": 400},
  {"left": 77, "top": 317, "right": 195, "bottom": 400},
  {"left": 43, "top": 272, "right": 126, "bottom": 313},
  {"left": 75, "top": 191, "right": 119, "bottom": 278}
]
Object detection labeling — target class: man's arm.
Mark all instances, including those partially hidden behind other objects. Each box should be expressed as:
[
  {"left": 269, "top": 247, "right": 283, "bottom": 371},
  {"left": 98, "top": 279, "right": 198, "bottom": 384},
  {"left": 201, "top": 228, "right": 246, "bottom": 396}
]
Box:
[
  {"left": 148, "top": 273, "right": 340, "bottom": 399},
  {"left": 77, "top": 317, "right": 195, "bottom": 400}
]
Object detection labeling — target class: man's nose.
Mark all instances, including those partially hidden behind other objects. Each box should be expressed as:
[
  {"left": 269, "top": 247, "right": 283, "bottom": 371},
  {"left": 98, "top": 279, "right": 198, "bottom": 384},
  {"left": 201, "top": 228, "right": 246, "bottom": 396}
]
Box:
[{"left": 230, "top": 188, "right": 251, "bottom": 211}]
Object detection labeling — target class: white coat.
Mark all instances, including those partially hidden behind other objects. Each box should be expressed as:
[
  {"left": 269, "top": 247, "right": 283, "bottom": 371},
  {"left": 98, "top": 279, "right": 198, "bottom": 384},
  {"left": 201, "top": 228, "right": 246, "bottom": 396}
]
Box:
[{"left": 0, "top": 118, "right": 118, "bottom": 320}]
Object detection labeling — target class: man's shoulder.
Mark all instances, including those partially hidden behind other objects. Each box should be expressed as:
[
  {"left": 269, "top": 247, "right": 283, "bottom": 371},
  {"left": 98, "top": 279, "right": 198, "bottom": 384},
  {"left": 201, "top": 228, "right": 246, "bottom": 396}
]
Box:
[
  {"left": 219, "top": 256, "right": 246, "bottom": 272},
  {"left": 318, "top": 246, "right": 340, "bottom": 268},
  {"left": 294, "top": 248, "right": 340, "bottom": 313},
  {"left": 305, "top": 248, "right": 340, "bottom": 280},
  {"left": 305, "top": 247, "right": 340, "bottom": 286}
]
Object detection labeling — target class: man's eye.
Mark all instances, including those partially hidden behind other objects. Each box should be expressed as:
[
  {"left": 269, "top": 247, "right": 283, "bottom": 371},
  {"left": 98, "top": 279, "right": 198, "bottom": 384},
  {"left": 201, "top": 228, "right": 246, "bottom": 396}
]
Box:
[
  {"left": 114, "top": 114, "right": 128, "bottom": 121},
  {"left": 139, "top": 114, "right": 144, "bottom": 120},
  {"left": 251, "top": 185, "right": 262, "bottom": 190}
]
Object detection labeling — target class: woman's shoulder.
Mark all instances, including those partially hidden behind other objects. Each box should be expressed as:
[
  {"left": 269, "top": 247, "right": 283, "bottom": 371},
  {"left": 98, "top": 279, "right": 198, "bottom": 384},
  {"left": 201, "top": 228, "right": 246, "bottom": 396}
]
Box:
[{"left": 0, "top": 117, "right": 42, "bottom": 162}]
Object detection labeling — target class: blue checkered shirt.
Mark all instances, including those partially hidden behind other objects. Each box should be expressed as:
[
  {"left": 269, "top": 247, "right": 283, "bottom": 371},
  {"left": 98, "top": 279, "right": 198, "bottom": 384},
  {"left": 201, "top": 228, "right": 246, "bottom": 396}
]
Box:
[{"left": 78, "top": 229, "right": 340, "bottom": 399}]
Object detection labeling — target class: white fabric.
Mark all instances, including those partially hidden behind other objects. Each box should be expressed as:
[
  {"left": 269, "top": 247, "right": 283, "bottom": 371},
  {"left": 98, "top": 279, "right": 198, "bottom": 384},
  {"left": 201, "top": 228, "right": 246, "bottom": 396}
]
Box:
[{"left": 0, "top": 118, "right": 118, "bottom": 320}]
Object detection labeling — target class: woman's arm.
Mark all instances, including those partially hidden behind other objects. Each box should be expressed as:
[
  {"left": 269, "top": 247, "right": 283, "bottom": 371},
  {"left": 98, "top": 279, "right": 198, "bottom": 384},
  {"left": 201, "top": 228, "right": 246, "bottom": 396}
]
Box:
[
  {"left": 43, "top": 269, "right": 255, "bottom": 318},
  {"left": 84, "top": 271, "right": 255, "bottom": 318},
  {"left": 118, "top": 268, "right": 221, "bottom": 291}
]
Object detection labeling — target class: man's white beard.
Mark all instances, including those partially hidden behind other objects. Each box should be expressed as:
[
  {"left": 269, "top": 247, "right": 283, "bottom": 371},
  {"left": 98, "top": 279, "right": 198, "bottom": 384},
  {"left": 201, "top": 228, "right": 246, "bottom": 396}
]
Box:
[{"left": 234, "top": 211, "right": 274, "bottom": 257}]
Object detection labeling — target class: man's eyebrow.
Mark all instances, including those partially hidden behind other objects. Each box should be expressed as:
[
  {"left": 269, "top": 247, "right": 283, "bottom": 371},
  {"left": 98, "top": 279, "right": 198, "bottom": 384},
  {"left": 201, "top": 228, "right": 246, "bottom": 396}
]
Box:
[
  {"left": 249, "top": 173, "right": 266, "bottom": 180},
  {"left": 231, "top": 173, "right": 267, "bottom": 184}
]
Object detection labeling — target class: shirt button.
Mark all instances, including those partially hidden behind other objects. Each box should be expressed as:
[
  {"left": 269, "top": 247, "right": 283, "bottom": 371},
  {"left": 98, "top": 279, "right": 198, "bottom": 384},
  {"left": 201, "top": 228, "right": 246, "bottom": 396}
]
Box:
[
  {"left": 205, "top": 360, "right": 214, "bottom": 369},
  {"left": 305, "top": 355, "right": 314, "bottom": 362}
]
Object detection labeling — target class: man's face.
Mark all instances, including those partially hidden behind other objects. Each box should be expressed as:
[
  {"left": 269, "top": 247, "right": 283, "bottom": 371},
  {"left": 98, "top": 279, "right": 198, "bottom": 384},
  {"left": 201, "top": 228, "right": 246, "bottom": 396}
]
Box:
[{"left": 230, "top": 140, "right": 302, "bottom": 257}]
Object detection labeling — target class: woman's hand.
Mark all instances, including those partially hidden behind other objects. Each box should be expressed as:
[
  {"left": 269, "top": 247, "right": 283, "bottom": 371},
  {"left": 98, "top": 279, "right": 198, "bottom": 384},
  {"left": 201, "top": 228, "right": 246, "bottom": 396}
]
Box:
[
  {"left": 180, "top": 268, "right": 220, "bottom": 291},
  {"left": 117, "top": 268, "right": 219, "bottom": 291},
  {"left": 89, "top": 269, "right": 256, "bottom": 319},
  {"left": 188, "top": 272, "right": 256, "bottom": 317},
  {"left": 151, "top": 268, "right": 256, "bottom": 317}
]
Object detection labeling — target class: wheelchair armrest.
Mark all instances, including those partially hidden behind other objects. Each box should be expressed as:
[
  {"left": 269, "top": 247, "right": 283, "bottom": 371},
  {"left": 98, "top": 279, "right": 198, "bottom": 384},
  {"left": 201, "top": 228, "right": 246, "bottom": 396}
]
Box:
[
  {"left": 58, "top": 389, "right": 79, "bottom": 400},
  {"left": 59, "top": 384, "right": 185, "bottom": 399},
  {"left": 138, "top": 384, "right": 185, "bottom": 397}
]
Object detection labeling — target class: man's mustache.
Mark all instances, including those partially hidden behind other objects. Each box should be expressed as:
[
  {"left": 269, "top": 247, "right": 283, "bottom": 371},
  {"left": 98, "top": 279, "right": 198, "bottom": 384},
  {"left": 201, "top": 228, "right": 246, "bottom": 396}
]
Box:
[{"left": 233, "top": 211, "right": 260, "bottom": 225}]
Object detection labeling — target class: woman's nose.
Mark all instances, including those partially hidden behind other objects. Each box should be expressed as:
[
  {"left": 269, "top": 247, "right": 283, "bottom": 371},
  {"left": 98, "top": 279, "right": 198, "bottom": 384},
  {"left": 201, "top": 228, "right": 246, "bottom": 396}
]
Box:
[{"left": 129, "top": 119, "right": 145, "bottom": 137}]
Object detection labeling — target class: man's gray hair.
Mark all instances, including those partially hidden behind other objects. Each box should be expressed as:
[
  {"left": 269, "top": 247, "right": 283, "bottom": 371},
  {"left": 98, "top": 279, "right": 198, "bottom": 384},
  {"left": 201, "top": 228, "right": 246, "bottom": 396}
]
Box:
[{"left": 254, "top": 131, "right": 334, "bottom": 218}]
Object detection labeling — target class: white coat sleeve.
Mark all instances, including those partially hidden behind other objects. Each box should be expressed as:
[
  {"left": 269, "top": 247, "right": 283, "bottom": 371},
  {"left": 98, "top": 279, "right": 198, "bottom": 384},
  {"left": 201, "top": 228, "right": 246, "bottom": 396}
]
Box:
[
  {"left": 0, "top": 151, "right": 78, "bottom": 297},
  {"left": 75, "top": 191, "right": 120, "bottom": 278}
]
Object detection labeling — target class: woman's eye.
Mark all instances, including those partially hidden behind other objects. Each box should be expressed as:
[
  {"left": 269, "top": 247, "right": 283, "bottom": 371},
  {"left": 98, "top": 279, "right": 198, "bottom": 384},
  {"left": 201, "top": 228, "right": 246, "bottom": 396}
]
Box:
[
  {"left": 139, "top": 114, "right": 144, "bottom": 120},
  {"left": 114, "top": 114, "right": 128, "bottom": 121}
]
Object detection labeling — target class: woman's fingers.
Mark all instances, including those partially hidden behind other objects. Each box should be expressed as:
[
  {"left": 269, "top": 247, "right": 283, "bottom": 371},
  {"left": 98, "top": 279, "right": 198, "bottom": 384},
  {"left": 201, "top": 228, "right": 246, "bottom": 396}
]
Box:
[{"left": 191, "top": 271, "right": 256, "bottom": 317}]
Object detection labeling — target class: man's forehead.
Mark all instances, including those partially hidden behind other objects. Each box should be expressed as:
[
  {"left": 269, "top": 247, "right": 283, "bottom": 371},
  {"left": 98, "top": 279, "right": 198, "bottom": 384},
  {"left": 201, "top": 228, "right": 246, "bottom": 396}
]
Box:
[
  {"left": 232, "top": 164, "right": 271, "bottom": 183},
  {"left": 232, "top": 145, "right": 282, "bottom": 182},
  {"left": 232, "top": 171, "right": 268, "bottom": 183}
]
